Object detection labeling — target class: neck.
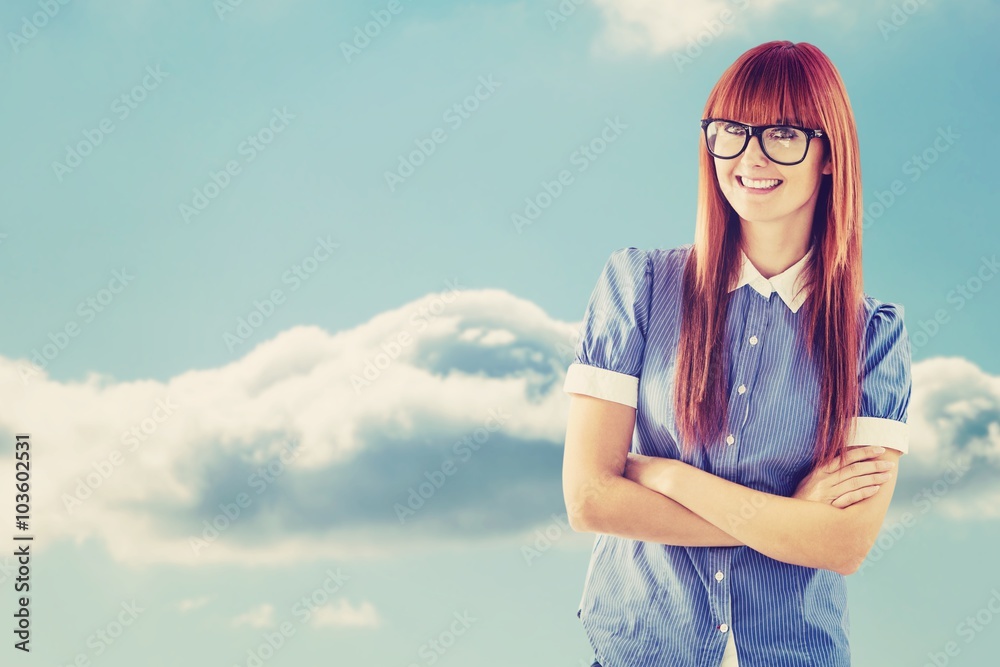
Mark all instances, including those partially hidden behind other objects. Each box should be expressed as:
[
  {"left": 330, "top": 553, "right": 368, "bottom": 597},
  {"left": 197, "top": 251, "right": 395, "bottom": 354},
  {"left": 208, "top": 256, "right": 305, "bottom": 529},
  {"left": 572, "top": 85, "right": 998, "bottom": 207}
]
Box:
[{"left": 738, "top": 220, "right": 812, "bottom": 279}]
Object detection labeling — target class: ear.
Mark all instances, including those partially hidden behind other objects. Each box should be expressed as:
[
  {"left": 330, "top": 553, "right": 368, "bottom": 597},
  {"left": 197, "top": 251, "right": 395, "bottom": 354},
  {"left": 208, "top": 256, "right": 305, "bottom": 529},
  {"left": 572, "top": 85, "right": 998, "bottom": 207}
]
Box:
[
  {"left": 822, "top": 155, "right": 833, "bottom": 176},
  {"left": 819, "top": 141, "right": 833, "bottom": 176}
]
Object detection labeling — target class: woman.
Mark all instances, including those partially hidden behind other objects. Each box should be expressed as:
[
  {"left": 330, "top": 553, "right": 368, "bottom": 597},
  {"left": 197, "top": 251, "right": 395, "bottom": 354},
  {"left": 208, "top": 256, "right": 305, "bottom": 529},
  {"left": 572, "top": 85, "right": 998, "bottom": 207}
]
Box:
[{"left": 561, "top": 41, "right": 912, "bottom": 667}]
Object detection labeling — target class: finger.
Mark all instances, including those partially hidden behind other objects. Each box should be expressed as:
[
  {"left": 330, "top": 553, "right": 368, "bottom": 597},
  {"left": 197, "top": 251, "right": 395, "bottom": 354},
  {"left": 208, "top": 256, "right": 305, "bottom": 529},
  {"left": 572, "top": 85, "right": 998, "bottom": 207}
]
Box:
[
  {"left": 843, "top": 459, "right": 895, "bottom": 479},
  {"left": 833, "top": 449, "right": 890, "bottom": 481},
  {"left": 822, "top": 450, "right": 857, "bottom": 473},
  {"left": 843, "top": 446, "right": 886, "bottom": 466},
  {"left": 833, "top": 470, "right": 894, "bottom": 494},
  {"left": 840, "top": 460, "right": 880, "bottom": 479},
  {"left": 831, "top": 484, "right": 880, "bottom": 509},
  {"left": 858, "top": 471, "right": 894, "bottom": 487}
]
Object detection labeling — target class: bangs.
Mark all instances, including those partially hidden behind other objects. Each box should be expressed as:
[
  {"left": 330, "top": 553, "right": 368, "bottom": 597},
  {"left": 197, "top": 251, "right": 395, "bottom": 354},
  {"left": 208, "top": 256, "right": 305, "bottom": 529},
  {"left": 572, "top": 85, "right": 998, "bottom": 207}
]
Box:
[{"left": 706, "top": 47, "right": 823, "bottom": 129}]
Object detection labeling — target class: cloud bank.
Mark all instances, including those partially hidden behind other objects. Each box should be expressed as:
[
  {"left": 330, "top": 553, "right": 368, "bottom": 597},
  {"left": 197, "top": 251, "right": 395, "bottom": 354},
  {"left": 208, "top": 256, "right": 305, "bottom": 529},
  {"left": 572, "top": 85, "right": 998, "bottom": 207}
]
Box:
[
  {"left": 0, "top": 287, "right": 995, "bottom": 567},
  {"left": 0, "top": 287, "right": 579, "bottom": 567}
]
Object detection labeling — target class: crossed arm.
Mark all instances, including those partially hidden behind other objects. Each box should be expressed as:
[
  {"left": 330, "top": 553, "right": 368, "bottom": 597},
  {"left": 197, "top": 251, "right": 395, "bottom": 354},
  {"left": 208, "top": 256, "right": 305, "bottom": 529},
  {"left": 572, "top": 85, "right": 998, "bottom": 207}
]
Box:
[{"left": 562, "top": 393, "right": 901, "bottom": 575}]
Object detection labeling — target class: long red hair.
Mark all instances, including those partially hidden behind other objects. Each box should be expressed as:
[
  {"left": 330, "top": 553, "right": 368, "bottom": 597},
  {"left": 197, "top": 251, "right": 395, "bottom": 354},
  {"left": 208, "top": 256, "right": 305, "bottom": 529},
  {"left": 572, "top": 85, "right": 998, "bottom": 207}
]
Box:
[{"left": 673, "top": 40, "right": 865, "bottom": 468}]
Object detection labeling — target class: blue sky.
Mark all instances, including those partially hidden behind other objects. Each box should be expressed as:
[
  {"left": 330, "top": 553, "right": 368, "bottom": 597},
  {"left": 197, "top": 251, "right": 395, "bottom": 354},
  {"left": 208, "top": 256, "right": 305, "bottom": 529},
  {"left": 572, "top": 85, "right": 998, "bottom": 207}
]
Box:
[{"left": 1, "top": 0, "right": 998, "bottom": 665}]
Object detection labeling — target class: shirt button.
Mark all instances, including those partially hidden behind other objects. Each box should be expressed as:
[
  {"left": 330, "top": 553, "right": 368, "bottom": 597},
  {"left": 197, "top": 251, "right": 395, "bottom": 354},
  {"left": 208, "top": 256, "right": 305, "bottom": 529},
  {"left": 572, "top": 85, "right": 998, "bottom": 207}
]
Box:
[
  {"left": 726, "top": 434, "right": 735, "bottom": 445},
  {"left": 715, "top": 571, "right": 725, "bottom": 581},
  {"left": 737, "top": 384, "right": 746, "bottom": 395},
  {"left": 718, "top": 623, "right": 729, "bottom": 633},
  {"left": 749, "top": 335, "right": 759, "bottom": 345}
]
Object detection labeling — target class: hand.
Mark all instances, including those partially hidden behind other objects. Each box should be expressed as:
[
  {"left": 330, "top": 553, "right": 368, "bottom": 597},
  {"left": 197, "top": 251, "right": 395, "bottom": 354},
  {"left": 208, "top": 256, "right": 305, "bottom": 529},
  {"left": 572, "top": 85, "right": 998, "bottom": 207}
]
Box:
[{"left": 792, "top": 445, "right": 896, "bottom": 508}]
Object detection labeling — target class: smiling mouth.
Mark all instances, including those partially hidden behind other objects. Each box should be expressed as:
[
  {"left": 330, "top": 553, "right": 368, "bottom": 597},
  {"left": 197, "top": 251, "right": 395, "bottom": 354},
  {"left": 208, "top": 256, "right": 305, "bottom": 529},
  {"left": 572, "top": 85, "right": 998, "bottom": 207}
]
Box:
[{"left": 737, "top": 175, "right": 783, "bottom": 192}]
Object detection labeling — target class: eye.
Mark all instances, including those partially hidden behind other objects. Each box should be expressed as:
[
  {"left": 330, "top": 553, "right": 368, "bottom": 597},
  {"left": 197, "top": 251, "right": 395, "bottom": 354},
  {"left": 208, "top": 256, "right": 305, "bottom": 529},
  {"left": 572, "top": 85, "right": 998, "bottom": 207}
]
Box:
[
  {"left": 767, "top": 127, "right": 799, "bottom": 141},
  {"left": 722, "top": 122, "right": 747, "bottom": 136}
]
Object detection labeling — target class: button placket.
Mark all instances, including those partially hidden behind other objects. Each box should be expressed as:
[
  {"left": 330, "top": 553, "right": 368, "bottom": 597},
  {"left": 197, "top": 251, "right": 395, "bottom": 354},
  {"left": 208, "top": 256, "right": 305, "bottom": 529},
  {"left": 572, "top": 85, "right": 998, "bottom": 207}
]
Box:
[
  {"left": 727, "top": 299, "right": 767, "bottom": 449},
  {"left": 736, "top": 299, "right": 770, "bottom": 432},
  {"left": 709, "top": 552, "right": 732, "bottom": 642}
]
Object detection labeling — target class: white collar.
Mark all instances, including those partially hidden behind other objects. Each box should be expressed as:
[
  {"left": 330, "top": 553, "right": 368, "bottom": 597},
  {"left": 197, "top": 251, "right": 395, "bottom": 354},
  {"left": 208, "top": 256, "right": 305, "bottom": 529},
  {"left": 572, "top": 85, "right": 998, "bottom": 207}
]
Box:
[{"left": 727, "top": 245, "right": 813, "bottom": 314}]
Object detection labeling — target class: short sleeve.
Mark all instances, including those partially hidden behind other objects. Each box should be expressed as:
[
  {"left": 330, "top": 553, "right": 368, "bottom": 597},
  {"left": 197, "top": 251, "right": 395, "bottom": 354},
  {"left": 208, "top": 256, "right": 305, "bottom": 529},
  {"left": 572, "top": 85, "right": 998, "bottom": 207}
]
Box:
[
  {"left": 562, "top": 247, "right": 652, "bottom": 408},
  {"left": 845, "top": 302, "right": 913, "bottom": 454}
]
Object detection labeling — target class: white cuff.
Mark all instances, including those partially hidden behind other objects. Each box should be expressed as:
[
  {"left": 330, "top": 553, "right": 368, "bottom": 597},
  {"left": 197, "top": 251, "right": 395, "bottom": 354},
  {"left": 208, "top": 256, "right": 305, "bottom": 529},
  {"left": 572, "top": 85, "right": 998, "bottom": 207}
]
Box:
[
  {"left": 845, "top": 416, "right": 909, "bottom": 454},
  {"left": 563, "top": 363, "right": 639, "bottom": 408}
]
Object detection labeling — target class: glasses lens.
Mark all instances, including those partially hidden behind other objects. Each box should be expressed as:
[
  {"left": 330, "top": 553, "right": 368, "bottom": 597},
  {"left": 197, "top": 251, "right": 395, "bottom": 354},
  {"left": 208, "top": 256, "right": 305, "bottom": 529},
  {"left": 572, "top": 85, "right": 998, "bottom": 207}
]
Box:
[
  {"left": 761, "top": 126, "right": 808, "bottom": 164},
  {"left": 705, "top": 121, "right": 746, "bottom": 158},
  {"left": 705, "top": 121, "right": 809, "bottom": 164}
]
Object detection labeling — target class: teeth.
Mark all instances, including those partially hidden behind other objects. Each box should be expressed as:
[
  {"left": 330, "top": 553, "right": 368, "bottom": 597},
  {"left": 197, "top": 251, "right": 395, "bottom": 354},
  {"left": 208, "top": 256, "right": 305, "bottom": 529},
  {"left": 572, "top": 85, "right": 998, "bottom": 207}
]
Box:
[{"left": 740, "top": 177, "right": 780, "bottom": 189}]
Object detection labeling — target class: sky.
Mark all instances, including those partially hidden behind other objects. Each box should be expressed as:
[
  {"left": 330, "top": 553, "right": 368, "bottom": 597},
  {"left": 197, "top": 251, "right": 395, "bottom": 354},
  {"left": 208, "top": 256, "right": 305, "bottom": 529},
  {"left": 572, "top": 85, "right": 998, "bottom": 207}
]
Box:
[{"left": 0, "top": 0, "right": 998, "bottom": 665}]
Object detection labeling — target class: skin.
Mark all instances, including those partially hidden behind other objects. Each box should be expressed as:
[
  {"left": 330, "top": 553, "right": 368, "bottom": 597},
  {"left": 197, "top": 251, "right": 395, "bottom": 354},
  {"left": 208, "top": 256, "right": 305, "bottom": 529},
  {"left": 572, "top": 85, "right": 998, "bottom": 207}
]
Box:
[
  {"left": 621, "top": 447, "right": 900, "bottom": 574},
  {"left": 563, "top": 119, "right": 904, "bottom": 575},
  {"left": 565, "top": 390, "right": 901, "bottom": 573},
  {"left": 713, "top": 120, "right": 833, "bottom": 278}
]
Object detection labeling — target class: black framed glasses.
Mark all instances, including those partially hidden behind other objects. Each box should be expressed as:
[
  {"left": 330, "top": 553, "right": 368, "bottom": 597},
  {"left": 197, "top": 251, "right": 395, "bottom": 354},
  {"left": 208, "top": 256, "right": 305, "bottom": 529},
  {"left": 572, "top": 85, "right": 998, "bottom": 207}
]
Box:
[{"left": 700, "top": 118, "right": 826, "bottom": 166}]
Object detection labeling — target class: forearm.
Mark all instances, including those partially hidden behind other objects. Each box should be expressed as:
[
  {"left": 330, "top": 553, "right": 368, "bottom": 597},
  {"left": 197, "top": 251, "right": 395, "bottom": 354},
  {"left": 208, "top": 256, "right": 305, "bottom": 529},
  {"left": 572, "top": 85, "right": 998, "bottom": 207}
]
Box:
[
  {"left": 570, "top": 473, "right": 744, "bottom": 547},
  {"left": 657, "top": 461, "right": 855, "bottom": 573}
]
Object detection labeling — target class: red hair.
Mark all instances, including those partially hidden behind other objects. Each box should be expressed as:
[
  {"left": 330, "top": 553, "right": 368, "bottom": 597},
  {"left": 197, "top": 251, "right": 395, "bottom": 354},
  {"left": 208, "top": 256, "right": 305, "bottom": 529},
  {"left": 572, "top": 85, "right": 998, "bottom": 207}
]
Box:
[{"left": 673, "top": 40, "right": 864, "bottom": 468}]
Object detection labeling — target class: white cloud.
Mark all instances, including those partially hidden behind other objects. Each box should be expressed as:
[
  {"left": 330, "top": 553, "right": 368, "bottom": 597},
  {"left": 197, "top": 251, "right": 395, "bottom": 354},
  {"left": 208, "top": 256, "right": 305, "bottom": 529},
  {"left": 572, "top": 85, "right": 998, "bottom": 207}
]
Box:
[
  {"left": 889, "top": 356, "right": 1000, "bottom": 519},
  {"left": 310, "top": 599, "right": 381, "bottom": 629},
  {"left": 589, "top": 0, "right": 787, "bottom": 56},
  {"left": 586, "top": 0, "right": 868, "bottom": 58},
  {"left": 176, "top": 596, "right": 213, "bottom": 612},
  {"left": 0, "top": 285, "right": 995, "bottom": 570},
  {"left": 231, "top": 603, "right": 275, "bottom": 628},
  {"left": 0, "top": 287, "right": 580, "bottom": 567}
]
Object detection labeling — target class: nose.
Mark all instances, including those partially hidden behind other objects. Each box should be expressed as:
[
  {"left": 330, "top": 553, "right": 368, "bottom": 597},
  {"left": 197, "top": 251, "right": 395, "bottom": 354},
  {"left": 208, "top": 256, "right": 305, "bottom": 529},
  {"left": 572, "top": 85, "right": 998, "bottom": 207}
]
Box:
[{"left": 741, "top": 132, "right": 769, "bottom": 165}]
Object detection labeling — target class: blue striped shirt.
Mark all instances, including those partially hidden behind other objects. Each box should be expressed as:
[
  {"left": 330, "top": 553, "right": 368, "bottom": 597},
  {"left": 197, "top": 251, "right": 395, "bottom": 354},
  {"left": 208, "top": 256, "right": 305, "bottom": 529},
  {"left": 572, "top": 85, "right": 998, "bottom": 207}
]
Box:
[{"left": 562, "top": 244, "right": 912, "bottom": 667}]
